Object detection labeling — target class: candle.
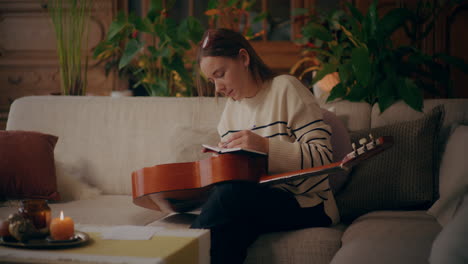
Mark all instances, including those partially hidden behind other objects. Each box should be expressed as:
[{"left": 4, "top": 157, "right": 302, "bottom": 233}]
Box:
[{"left": 50, "top": 211, "right": 75, "bottom": 240}]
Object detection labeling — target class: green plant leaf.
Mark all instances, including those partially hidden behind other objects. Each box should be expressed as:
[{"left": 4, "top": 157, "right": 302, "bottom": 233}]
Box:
[
  {"left": 107, "top": 12, "right": 127, "bottom": 40},
  {"left": 292, "top": 8, "right": 309, "bottom": 17},
  {"left": 379, "top": 8, "right": 413, "bottom": 38},
  {"left": 351, "top": 47, "right": 371, "bottom": 87},
  {"left": 302, "top": 23, "right": 333, "bottom": 42},
  {"left": 208, "top": 0, "right": 219, "bottom": 9},
  {"left": 345, "top": 2, "right": 363, "bottom": 23},
  {"left": 176, "top": 39, "right": 192, "bottom": 50},
  {"left": 340, "top": 24, "right": 364, "bottom": 48},
  {"left": 312, "top": 63, "right": 337, "bottom": 85},
  {"left": 377, "top": 96, "right": 396, "bottom": 113},
  {"left": 327, "top": 82, "right": 346, "bottom": 102},
  {"left": 170, "top": 54, "right": 192, "bottom": 84},
  {"left": 158, "top": 46, "right": 171, "bottom": 59},
  {"left": 93, "top": 41, "right": 111, "bottom": 59},
  {"left": 150, "top": 79, "right": 168, "bottom": 96},
  {"left": 147, "top": 46, "right": 159, "bottom": 57},
  {"left": 375, "top": 78, "right": 396, "bottom": 112},
  {"left": 367, "top": 0, "right": 379, "bottom": 37},
  {"left": 365, "top": 0, "right": 378, "bottom": 38},
  {"left": 134, "top": 16, "right": 152, "bottom": 33},
  {"left": 398, "top": 78, "right": 423, "bottom": 112},
  {"left": 179, "top": 16, "right": 204, "bottom": 43},
  {"left": 154, "top": 23, "right": 166, "bottom": 39},
  {"left": 434, "top": 53, "right": 468, "bottom": 73},
  {"left": 149, "top": 0, "right": 164, "bottom": 14},
  {"left": 330, "top": 44, "right": 344, "bottom": 60},
  {"left": 253, "top": 12, "right": 268, "bottom": 23},
  {"left": 147, "top": 0, "right": 164, "bottom": 23},
  {"left": 119, "top": 39, "right": 141, "bottom": 69},
  {"left": 227, "top": 0, "right": 238, "bottom": 7},
  {"left": 338, "top": 64, "right": 352, "bottom": 84},
  {"left": 345, "top": 82, "right": 368, "bottom": 102},
  {"left": 165, "top": 18, "right": 178, "bottom": 38}
]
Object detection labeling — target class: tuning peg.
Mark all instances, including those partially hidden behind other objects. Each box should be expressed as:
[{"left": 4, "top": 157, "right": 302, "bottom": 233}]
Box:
[
  {"left": 369, "top": 134, "right": 376, "bottom": 146},
  {"left": 352, "top": 142, "right": 357, "bottom": 155},
  {"left": 359, "top": 138, "right": 368, "bottom": 151},
  {"left": 359, "top": 137, "right": 368, "bottom": 145}
]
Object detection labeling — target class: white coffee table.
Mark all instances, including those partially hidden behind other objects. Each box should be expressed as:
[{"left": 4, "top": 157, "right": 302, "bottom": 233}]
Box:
[{"left": 0, "top": 223, "right": 210, "bottom": 264}]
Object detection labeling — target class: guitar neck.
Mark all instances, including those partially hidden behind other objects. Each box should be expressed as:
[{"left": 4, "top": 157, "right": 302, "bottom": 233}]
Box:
[
  {"left": 259, "top": 162, "right": 344, "bottom": 186},
  {"left": 258, "top": 136, "right": 393, "bottom": 186}
]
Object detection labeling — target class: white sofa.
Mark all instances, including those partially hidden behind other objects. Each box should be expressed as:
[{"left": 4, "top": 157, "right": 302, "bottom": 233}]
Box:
[{"left": 1, "top": 96, "right": 467, "bottom": 264}]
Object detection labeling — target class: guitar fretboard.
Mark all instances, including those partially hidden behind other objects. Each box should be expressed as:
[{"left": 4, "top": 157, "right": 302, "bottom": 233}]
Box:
[{"left": 259, "top": 162, "right": 345, "bottom": 186}]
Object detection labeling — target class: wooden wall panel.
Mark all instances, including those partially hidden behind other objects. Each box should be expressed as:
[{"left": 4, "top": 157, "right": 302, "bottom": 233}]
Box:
[
  {"left": 445, "top": 4, "right": 468, "bottom": 97},
  {"left": 0, "top": 0, "right": 122, "bottom": 129}
]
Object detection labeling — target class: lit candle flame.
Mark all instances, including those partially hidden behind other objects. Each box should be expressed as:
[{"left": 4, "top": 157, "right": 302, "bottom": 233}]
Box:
[{"left": 60, "top": 210, "right": 64, "bottom": 220}]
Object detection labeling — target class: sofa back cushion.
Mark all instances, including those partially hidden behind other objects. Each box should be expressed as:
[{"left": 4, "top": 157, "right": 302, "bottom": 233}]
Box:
[
  {"left": 321, "top": 100, "right": 372, "bottom": 132},
  {"left": 7, "top": 96, "right": 226, "bottom": 195},
  {"left": 336, "top": 105, "right": 445, "bottom": 222},
  {"left": 321, "top": 108, "right": 352, "bottom": 194},
  {"left": 428, "top": 125, "right": 468, "bottom": 226},
  {"left": 8, "top": 96, "right": 373, "bottom": 197}
]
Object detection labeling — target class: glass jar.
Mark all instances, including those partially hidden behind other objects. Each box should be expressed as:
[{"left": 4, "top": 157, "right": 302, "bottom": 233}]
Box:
[{"left": 18, "top": 199, "right": 51, "bottom": 233}]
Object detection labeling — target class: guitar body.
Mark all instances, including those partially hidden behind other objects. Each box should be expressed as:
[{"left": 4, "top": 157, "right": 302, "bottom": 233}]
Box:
[
  {"left": 132, "top": 153, "right": 267, "bottom": 212},
  {"left": 132, "top": 135, "right": 393, "bottom": 213}
]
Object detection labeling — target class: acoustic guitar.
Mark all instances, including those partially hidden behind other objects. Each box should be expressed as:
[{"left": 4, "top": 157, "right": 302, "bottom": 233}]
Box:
[{"left": 132, "top": 135, "right": 393, "bottom": 213}]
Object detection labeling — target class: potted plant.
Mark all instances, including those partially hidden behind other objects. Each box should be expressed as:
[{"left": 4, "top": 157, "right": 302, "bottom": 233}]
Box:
[
  {"left": 293, "top": 0, "right": 468, "bottom": 112},
  {"left": 48, "top": 0, "right": 93, "bottom": 95},
  {"left": 93, "top": 0, "right": 204, "bottom": 96},
  {"left": 204, "top": 0, "right": 267, "bottom": 40}
]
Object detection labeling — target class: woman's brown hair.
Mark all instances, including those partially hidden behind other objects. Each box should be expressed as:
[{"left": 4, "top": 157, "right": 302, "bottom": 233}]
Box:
[{"left": 196, "top": 28, "right": 276, "bottom": 96}]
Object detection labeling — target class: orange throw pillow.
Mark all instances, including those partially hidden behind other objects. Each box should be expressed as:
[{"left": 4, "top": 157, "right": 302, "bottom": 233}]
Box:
[{"left": 0, "top": 131, "right": 60, "bottom": 201}]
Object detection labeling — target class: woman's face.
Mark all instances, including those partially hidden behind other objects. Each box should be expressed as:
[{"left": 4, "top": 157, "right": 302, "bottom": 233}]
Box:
[{"left": 200, "top": 50, "right": 255, "bottom": 100}]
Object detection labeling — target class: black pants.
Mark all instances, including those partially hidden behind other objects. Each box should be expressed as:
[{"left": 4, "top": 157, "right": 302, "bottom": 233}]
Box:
[{"left": 191, "top": 181, "right": 331, "bottom": 264}]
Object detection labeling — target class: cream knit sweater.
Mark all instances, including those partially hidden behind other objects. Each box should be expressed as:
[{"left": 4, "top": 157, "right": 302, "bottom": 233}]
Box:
[{"left": 217, "top": 74, "right": 340, "bottom": 224}]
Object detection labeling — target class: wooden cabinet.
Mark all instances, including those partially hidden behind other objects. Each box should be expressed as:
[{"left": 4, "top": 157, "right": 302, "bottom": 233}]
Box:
[{"left": 0, "top": 0, "right": 123, "bottom": 129}]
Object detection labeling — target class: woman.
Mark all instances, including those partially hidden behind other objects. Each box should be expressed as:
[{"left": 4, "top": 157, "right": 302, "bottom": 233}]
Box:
[{"left": 192, "top": 28, "right": 339, "bottom": 264}]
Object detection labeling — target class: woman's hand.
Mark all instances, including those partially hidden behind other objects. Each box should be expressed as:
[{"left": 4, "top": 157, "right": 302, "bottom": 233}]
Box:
[{"left": 219, "top": 130, "right": 269, "bottom": 154}]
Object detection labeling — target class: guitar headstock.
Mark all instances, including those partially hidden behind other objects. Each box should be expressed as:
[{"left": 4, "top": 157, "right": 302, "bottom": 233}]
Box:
[{"left": 341, "top": 135, "right": 394, "bottom": 170}]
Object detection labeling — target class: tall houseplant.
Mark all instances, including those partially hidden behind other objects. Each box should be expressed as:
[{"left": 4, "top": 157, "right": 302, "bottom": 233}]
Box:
[
  {"left": 93, "top": 0, "right": 204, "bottom": 96},
  {"left": 48, "top": 0, "right": 92, "bottom": 95},
  {"left": 294, "top": 0, "right": 468, "bottom": 112}
]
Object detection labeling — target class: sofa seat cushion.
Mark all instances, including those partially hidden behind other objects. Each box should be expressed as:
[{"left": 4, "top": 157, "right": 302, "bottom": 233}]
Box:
[
  {"left": 147, "top": 213, "right": 344, "bottom": 264},
  {"left": 0, "top": 195, "right": 167, "bottom": 226},
  {"left": 245, "top": 225, "right": 345, "bottom": 264},
  {"left": 331, "top": 211, "right": 441, "bottom": 264}
]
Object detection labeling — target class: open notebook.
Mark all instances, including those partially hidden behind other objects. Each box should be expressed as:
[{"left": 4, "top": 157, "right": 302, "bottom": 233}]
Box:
[{"left": 202, "top": 144, "right": 267, "bottom": 156}]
